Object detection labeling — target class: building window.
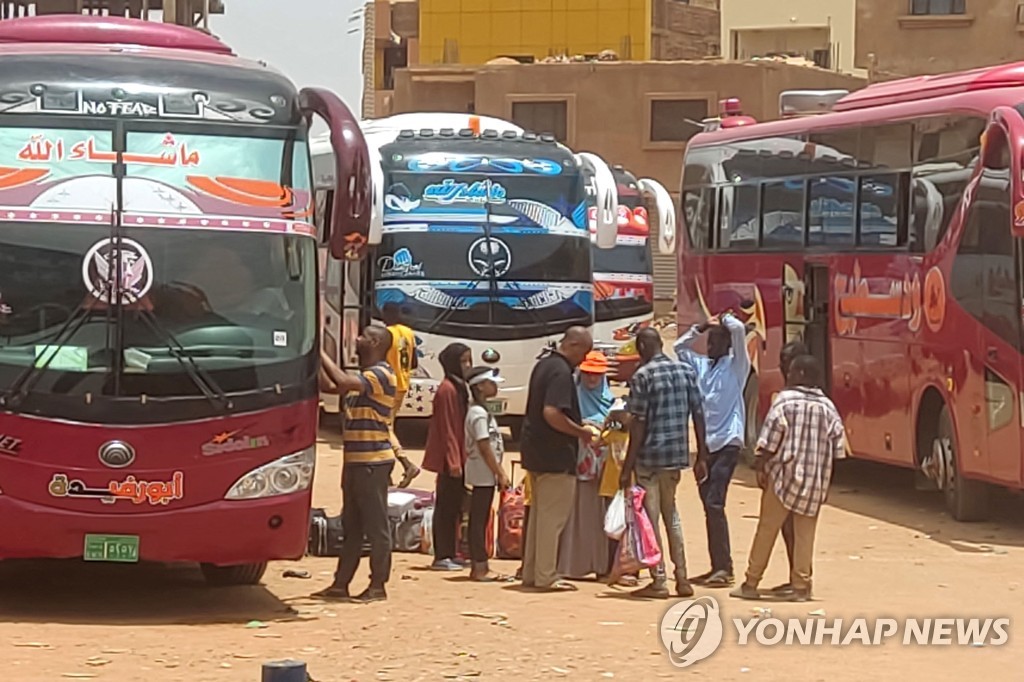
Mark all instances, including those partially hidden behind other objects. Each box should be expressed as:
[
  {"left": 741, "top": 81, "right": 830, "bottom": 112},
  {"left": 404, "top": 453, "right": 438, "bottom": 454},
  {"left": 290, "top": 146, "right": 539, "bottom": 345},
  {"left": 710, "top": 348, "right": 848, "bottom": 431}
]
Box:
[
  {"left": 510, "top": 100, "right": 568, "bottom": 143},
  {"left": 910, "top": 0, "right": 965, "bottom": 15},
  {"left": 649, "top": 99, "right": 709, "bottom": 143}
]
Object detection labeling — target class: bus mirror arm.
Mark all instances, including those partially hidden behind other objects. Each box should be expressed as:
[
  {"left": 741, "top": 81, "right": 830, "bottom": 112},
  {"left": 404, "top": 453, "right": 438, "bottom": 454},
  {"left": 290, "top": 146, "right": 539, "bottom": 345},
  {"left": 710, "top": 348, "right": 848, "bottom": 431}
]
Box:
[
  {"left": 299, "top": 87, "right": 372, "bottom": 260},
  {"left": 638, "top": 178, "right": 676, "bottom": 256},
  {"left": 576, "top": 152, "right": 618, "bottom": 249}
]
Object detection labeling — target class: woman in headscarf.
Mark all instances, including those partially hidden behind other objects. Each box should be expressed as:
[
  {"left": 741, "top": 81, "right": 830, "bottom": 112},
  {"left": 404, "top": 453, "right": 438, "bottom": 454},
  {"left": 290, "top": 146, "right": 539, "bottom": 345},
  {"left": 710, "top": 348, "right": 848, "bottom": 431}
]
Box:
[
  {"left": 556, "top": 350, "right": 613, "bottom": 580},
  {"left": 422, "top": 342, "right": 473, "bottom": 571}
]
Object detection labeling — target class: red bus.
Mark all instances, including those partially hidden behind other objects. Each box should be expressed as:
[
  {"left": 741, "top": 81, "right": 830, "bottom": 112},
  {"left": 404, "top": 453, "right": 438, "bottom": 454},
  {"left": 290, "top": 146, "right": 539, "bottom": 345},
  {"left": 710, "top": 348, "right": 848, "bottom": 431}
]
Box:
[
  {"left": 0, "top": 17, "right": 369, "bottom": 583},
  {"left": 678, "top": 68, "right": 1024, "bottom": 521}
]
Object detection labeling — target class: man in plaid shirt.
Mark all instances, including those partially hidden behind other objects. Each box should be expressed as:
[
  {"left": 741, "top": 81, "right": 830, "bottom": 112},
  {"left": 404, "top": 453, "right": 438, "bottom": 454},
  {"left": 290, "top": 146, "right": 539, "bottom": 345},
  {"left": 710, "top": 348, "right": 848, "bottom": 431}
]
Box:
[
  {"left": 620, "top": 327, "right": 708, "bottom": 599},
  {"left": 731, "top": 355, "right": 846, "bottom": 602}
]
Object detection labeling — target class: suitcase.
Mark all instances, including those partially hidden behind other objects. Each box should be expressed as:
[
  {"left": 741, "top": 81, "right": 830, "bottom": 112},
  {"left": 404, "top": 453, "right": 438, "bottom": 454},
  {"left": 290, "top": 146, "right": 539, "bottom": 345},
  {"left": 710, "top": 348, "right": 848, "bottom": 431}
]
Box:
[
  {"left": 388, "top": 488, "right": 434, "bottom": 553},
  {"left": 308, "top": 508, "right": 345, "bottom": 557},
  {"left": 497, "top": 460, "right": 526, "bottom": 560}
]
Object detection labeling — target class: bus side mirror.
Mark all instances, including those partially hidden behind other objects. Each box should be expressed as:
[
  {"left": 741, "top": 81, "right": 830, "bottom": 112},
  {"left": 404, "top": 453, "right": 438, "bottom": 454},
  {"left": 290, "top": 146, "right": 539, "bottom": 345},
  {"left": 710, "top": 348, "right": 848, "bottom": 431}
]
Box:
[
  {"left": 577, "top": 152, "right": 618, "bottom": 249},
  {"left": 638, "top": 178, "right": 676, "bottom": 256},
  {"left": 299, "top": 87, "right": 371, "bottom": 261}
]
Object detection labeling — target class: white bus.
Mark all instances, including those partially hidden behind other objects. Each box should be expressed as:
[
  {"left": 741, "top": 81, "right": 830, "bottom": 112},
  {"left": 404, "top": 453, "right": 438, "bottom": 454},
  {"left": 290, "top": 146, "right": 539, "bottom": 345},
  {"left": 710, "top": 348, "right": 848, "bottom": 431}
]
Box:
[
  {"left": 313, "top": 113, "right": 618, "bottom": 434},
  {"left": 587, "top": 165, "right": 675, "bottom": 379}
]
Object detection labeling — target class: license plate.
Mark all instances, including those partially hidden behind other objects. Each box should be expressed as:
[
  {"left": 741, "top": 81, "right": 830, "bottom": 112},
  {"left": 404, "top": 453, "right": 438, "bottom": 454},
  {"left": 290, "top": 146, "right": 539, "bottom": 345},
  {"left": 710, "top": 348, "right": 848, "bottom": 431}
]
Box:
[
  {"left": 83, "top": 534, "right": 139, "bottom": 563},
  {"left": 484, "top": 398, "right": 507, "bottom": 416}
]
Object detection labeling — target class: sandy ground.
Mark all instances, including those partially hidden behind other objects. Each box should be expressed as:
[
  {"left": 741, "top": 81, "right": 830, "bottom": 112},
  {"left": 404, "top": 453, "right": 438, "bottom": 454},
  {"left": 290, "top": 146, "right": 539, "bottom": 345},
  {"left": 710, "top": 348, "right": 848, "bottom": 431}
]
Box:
[{"left": 1, "top": 424, "right": 1022, "bottom": 682}]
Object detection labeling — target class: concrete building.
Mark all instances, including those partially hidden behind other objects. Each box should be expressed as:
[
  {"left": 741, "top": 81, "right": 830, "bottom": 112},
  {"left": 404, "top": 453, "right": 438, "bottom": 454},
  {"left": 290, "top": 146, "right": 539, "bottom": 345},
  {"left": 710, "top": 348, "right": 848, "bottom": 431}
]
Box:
[
  {"left": 362, "top": 0, "right": 720, "bottom": 118},
  {"left": 721, "top": 0, "right": 856, "bottom": 74},
  {"left": 856, "top": 0, "right": 1024, "bottom": 80},
  {"left": 0, "top": 0, "right": 223, "bottom": 26},
  {"left": 389, "top": 59, "right": 865, "bottom": 298}
]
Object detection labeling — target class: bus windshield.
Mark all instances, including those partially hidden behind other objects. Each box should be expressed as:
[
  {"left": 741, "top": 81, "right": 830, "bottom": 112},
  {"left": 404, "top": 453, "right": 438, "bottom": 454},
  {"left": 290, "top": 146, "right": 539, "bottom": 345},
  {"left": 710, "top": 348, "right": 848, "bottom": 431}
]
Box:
[
  {"left": 0, "top": 122, "right": 316, "bottom": 422},
  {"left": 377, "top": 170, "right": 592, "bottom": 340}
]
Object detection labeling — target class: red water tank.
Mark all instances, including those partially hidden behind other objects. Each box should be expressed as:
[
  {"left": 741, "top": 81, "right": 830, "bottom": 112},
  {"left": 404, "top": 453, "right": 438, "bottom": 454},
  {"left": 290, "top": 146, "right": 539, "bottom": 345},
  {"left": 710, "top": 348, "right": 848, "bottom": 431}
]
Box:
[{"left": 0, "top": 15, "right": 233, "bottom": 55}]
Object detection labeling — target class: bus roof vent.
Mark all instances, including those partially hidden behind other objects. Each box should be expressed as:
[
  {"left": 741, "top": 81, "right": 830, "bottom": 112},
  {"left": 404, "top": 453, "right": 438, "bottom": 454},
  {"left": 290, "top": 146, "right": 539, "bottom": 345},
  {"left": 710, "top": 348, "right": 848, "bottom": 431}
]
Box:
[
  {"left": 438, "top": 128, "right": 455, "bottom": 137},
  {"left": 779, "top": 90, "right": 848, "bottom": 118},
  {"left": 481, "top": 129, "right": 499, "bottom": 139},
  {"left": 398, "top": 129, "right": 415, "bottom": 139},
  {"left": 539, "top": 133, "right": 556, "bottom": 143},
  {"left": 501, "top": 130, "right": 518, "bottom": 139},
  {"left": 458, "top": 128, "right": 474, "bottom": 137},
  {"left": 522, "top": 132, "right": 538, "bottom": 141},
  {"left": 0, "top": 16, "right": 234, "bottom": 55},
  {"left": 418, "top": 129, "right": 435, "bottom": 138}
]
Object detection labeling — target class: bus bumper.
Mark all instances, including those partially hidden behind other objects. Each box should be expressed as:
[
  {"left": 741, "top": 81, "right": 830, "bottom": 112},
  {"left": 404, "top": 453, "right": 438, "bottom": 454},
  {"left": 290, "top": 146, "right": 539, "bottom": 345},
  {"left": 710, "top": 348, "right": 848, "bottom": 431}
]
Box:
[{"left": 0, "top": 492, "right": 310, "bottom": 564}]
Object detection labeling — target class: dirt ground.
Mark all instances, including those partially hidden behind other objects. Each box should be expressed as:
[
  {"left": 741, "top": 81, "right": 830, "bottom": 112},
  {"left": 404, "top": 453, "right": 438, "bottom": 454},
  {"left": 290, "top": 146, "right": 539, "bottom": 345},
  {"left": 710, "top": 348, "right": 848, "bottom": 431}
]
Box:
[{"left": 1, "top": 425, "right": 1022, "bottom": 682}]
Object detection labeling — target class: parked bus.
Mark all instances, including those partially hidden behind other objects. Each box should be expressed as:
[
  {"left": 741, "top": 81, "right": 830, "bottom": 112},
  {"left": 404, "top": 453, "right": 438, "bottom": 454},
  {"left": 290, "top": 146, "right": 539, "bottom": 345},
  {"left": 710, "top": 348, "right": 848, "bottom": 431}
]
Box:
[
  {"left": 677, "top": 71, "right": 1024, "bottom": 521},
  {"left": 314, "top": 113, "right": 618, "bottom": 433},
  {"left": 0, "top": 16, "right": 370, "bottom": 583},
  {"left": 588, "top": 165, "right": 675, "bottom": 381}
]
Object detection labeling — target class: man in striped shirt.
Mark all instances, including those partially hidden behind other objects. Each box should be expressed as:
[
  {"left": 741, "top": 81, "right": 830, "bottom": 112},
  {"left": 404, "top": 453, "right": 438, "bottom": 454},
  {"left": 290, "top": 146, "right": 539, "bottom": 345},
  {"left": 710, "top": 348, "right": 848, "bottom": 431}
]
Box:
[
  {"left": 316, "top": 324, "right": 397, "bottom": 603},
  {"left": 731, "top": 355, "right": 846, "bottom": 602}
]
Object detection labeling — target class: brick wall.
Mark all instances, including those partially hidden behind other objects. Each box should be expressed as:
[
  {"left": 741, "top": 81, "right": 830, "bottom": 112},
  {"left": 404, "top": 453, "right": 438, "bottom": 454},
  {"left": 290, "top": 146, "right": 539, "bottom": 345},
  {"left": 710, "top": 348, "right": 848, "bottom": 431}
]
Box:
[{"left": 651, "top": 0, "right": 721, "bottom": 60}]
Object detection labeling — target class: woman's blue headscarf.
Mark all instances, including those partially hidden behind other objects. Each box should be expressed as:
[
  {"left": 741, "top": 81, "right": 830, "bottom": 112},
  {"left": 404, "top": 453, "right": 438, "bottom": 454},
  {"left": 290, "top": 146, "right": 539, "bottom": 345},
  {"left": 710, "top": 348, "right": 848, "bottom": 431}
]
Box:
[{"left": 578, "top": 373, "right": 614, "bottom": 425}]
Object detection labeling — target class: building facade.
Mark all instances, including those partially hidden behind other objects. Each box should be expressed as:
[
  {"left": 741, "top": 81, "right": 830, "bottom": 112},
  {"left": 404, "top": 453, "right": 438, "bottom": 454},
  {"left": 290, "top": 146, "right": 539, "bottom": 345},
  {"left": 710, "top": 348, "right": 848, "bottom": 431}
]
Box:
[
  {"left": 389, "top": 60, "right": 864, "bottom": 298},
  {"left": 363, "top": 0, "right": 720, "bottom": 118},
  {"left": 856, "top": 0, "right": 1024, "bottom": 80},
  {"left": 721, "top": 0, "right": 856, "bottom": 74}
]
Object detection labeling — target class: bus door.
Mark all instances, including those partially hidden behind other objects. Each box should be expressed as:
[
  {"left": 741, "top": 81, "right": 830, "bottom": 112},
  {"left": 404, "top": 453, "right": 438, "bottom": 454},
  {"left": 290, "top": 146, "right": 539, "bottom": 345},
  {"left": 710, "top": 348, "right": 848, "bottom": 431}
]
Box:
[{"left": 803, "top": 260, "right": 833, "bottom": 395}]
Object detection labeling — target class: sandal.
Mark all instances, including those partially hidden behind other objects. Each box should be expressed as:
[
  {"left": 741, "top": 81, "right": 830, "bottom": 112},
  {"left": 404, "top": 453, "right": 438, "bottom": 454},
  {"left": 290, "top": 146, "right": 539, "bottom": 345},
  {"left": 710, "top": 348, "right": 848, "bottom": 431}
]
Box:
[
  {"left": 473, "top": 573, "right": 515, "bottom": 583},
  {"left": 534, "top": 580, "right": 579, "bottom": 592}
]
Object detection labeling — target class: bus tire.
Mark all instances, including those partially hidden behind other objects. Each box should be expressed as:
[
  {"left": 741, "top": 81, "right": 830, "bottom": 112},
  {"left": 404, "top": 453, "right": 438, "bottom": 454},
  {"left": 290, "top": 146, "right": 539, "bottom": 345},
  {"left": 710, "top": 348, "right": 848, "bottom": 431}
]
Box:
[
  {"left": 741, "top": 373, "right": 760, "bottom": 468},
  {"left": 935, "top": 405, "right": 990, "bottom": 522},
  {"left": 200, "top": 561, "right": 268, "bottom": 587}
]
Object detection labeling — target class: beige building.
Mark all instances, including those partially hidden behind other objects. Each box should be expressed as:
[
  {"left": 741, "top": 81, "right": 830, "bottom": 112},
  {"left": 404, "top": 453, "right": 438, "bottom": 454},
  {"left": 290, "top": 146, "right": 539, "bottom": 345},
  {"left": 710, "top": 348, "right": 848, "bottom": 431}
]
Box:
[
  {"left": 721, "top": 0, "right": 857, "bottom": 74},
  {"left": 390, "top": 60, "right": 865, "bottom": 298},
  {"left": 856, "top": 0, "right": 1024, "bottom": 80}
]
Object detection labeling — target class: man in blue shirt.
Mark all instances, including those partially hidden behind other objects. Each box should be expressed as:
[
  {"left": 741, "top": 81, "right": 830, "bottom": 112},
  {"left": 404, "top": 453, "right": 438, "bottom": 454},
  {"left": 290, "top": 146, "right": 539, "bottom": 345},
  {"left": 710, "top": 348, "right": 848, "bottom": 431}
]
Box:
[
  {"left": 620, "top": 327, "right": 707, "bottom": 599},
  {"left": 674, "top": 312, "right": 751, "bottom": 588}
]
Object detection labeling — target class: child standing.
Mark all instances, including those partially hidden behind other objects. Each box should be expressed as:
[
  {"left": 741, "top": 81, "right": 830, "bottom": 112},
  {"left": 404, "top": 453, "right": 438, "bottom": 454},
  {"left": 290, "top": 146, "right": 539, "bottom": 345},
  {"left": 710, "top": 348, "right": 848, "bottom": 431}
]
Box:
[{"left": 464, "top": 367, "right": 512, "bottom": 581}]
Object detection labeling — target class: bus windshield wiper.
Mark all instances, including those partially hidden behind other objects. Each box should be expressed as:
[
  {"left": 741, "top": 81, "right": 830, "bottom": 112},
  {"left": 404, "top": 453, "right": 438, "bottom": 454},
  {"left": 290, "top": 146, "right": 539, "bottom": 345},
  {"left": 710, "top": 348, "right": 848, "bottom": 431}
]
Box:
[{"left": 135, "top": 309, "right": 233, "bottom": 410}]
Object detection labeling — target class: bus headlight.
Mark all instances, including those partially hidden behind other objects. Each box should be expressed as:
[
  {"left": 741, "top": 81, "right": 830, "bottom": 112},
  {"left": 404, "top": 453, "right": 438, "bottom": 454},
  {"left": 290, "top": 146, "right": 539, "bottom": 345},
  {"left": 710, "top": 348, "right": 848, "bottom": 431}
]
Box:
[{"left": 225, "top": 446, "right": 316, "bottom": 500}]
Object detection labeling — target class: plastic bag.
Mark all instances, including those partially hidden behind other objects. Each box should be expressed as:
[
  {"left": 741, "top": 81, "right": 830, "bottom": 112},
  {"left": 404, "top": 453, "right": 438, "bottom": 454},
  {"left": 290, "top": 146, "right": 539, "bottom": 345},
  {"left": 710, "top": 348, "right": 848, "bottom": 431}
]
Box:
[
  {"left": 628, "top": 485, "right": 662, "bottom": 568},
  {"left": 607, "top": 523, "right": 644, "bottom": 584},
  {"left": 604, "top": 490, "right": 627, "bottom": 540}
]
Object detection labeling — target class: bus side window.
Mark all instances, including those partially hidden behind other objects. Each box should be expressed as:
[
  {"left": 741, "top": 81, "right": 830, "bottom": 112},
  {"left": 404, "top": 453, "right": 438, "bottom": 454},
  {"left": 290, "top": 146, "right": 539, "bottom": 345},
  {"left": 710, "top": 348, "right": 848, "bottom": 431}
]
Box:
[
  {"left": 912, "top": 115, "right": 987, "bottom": 252},
  {"left": 859, "top": 173, "right": 905, "bottom": 248},
  {"left": 762, "top": 179, "right": 805, "bottom": 248},
  {"left": 808, "top": 176, "right": 855, "bottom": 247},
  {"left": 720, "top": 184, "right": 758, "bottom": 250},
  {"left": 315, "top": 189, "right": 334, "bottom": 245},
  {"left": 683, "top": 187, "right": 713, "bottom": 252},
  {"left": 951, "top": 158, "right": 1020, "bottom": 351}
]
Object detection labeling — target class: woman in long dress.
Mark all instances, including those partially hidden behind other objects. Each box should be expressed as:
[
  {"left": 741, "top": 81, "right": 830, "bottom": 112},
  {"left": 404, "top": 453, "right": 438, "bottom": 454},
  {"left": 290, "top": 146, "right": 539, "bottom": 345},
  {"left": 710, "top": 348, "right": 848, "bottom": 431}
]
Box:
[{"left": 556, "top": 351, "right": 613, "bottom": 580}]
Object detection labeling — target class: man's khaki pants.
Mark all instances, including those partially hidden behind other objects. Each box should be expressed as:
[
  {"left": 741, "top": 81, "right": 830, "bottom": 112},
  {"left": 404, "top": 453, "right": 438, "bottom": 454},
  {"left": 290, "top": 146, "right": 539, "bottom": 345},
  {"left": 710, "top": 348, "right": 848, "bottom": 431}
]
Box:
[
  {"left": 744, "top": 488, "right": 818, "bottom": 591},
  {"left": 522, "top": 472, "right": 576, "bottom": 588}
]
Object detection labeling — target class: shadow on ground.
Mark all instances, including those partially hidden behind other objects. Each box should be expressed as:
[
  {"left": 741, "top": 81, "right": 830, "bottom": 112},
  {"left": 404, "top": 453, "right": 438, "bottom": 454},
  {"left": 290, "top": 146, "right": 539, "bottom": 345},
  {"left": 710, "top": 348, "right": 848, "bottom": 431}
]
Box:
[{"left": 0, "top": 560, "right": 303, "bottom": 626}]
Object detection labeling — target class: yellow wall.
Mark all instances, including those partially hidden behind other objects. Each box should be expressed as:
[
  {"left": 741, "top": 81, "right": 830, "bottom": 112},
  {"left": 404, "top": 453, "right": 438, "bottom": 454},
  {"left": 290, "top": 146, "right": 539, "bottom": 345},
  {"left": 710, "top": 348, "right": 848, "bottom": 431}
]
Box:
[{"left": 419, "top": 0, "right": 649, "bottom": 65}]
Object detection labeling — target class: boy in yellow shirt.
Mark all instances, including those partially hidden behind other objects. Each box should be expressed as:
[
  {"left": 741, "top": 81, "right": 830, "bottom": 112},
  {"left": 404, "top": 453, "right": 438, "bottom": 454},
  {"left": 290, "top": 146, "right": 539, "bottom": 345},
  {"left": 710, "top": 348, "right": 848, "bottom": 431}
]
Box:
[{"left": 382, "top": 303, "right": 421, "bottom": 488}]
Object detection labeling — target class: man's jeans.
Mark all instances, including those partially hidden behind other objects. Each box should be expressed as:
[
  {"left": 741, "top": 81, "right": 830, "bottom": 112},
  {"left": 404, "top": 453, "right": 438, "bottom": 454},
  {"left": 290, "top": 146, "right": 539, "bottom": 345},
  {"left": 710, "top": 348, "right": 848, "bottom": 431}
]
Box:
[
  {"left": 635, "top": 466, "right": 687, "bottom": 587},
  {"left": 697, "top": 445, "right": 740, "bottom": 574}
]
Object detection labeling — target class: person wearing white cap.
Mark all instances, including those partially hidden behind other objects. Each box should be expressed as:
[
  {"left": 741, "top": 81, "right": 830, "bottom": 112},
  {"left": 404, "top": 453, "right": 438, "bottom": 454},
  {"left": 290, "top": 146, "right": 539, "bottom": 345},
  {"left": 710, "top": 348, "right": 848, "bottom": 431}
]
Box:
[{"left": 464, "top": 366, "right": 513, "bottom": 582}]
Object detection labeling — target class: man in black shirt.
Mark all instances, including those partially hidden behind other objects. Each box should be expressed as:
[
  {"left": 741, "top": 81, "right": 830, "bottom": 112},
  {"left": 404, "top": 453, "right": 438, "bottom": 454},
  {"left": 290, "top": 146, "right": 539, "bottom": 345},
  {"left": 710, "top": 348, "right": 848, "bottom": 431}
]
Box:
[{"left": 520, "top": 326, "right": 596, "bottom": 591}]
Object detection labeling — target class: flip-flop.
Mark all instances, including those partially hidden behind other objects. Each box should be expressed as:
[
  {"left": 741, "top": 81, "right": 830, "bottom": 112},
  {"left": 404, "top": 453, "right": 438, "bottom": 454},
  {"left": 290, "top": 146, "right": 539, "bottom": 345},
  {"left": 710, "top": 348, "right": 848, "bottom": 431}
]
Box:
[
  {"left": 473, "top": 573, "right": 515, "bottom": 583},
  {"left": 534, "top": 580, "right": 578, "bottom": 592}
]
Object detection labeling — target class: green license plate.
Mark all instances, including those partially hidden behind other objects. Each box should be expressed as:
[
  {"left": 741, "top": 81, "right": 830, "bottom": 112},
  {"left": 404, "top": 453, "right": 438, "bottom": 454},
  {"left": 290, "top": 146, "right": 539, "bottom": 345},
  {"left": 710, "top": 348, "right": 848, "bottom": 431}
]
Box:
[{"left": 83, "top": 534, "right": 139, "bottom": 563}]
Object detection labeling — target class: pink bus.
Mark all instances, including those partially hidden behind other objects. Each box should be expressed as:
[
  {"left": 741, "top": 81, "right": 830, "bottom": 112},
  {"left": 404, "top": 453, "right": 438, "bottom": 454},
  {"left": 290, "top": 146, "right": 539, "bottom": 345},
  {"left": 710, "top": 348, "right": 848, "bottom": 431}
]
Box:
[
  {"left": 679, "top": 70, "right": 1024, "bottom": 520},
  {"left": 0, "top": 17, "right": 369, "bottom": 582}
]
